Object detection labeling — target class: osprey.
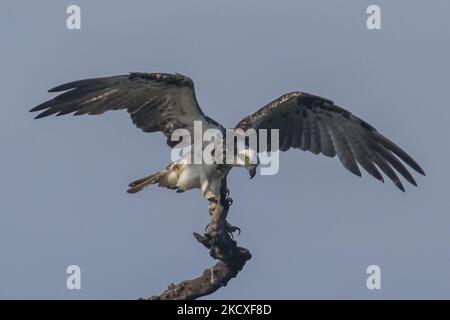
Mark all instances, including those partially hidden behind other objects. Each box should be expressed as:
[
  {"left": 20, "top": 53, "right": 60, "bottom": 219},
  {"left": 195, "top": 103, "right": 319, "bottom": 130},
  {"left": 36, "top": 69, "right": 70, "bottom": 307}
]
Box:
[{"left": 30, "top": 72, "right": 425, "bottom": 202}]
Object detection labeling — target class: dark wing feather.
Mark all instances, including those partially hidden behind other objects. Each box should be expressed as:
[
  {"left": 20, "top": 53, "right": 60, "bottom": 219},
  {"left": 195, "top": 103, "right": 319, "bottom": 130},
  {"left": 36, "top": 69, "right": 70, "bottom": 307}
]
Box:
[
  {"left": 235, "top": 92, "right": 425, "bottom": 191},
  {"left": 30, "top": 73, "right": 220, "bottom": 147}
]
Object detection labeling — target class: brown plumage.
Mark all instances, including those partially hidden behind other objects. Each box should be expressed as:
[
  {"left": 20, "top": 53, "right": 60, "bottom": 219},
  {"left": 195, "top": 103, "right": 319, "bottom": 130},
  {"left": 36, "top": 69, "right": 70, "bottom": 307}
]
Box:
[
  {"left": 30, "top": 72, "right": 425, "bottom": 195},
  {"left": 235, "top": 92, "right": 425, "bottom": 192}
]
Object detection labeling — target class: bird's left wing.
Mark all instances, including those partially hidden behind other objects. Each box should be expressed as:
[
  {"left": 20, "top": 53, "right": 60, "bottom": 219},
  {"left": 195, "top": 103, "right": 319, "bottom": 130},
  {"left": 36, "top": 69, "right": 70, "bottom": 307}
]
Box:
[
  {"left": 30, "top": 72, "right": 217, "bottom": 147},
  {"left": 235, "top": 91, "right": 425, "bottom": 191}
]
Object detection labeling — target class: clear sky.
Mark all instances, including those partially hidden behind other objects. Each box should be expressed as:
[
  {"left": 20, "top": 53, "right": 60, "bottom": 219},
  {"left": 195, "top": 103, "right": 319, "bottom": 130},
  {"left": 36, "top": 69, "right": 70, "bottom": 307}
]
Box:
[{"left": 1, "top": 0, "right": 449, "bottom": 299}]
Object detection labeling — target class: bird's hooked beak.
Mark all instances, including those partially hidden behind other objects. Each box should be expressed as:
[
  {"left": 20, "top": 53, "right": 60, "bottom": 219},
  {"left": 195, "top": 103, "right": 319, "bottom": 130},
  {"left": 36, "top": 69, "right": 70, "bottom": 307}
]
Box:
[{"left": 248, "top": 165, "right": 257, "bottom": 179}]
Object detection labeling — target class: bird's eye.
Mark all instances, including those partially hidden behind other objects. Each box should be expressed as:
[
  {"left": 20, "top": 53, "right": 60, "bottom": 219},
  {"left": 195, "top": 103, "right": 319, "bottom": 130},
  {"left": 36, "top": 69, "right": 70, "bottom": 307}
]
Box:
[{"left": 245, "top": 156, "right": 250, "bottom": 164}]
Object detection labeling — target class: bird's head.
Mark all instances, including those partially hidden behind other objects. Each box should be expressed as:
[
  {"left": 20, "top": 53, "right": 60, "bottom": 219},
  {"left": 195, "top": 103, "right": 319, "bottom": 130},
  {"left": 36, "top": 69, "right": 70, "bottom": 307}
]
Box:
[{"left": 236, "top": 148, "right": 259, "bottom": 179}]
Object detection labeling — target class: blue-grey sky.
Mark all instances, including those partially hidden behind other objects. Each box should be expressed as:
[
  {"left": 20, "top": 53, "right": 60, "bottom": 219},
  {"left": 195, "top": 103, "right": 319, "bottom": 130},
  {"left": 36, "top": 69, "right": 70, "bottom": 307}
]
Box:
[{"left": 1, "top": 0, "right": 449, "bottom": 299}]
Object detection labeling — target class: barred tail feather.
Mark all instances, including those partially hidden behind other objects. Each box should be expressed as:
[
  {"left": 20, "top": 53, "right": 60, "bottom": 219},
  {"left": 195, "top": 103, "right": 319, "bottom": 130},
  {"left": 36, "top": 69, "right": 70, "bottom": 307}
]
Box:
[{"left": 127, "top": 171, "right": 166, "bottom": 194}]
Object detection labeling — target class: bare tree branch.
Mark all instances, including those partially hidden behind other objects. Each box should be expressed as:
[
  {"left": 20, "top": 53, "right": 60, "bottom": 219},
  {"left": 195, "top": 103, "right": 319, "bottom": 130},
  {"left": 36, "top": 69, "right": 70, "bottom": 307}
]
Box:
[{"left": 147, "top": 198, "right": 252, "bottom": 300}]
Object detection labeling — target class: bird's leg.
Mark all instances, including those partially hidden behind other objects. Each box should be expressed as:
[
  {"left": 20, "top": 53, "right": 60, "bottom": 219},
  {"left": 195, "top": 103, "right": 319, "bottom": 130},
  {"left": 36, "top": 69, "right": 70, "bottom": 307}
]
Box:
[
  {"left": 205, "top": 185, "right": 237, "bottom": 235},
  {"left": 222, "top": 196, "right": 233, "bottom": 207},
  {"left": 206, "top": 189, "right": 232, "bottom": 210},
  {"left": 207, "top": 196, "right": 220, "bottom": 204},
  {"left": 219, "top": 178, "right": 232, "bottom": 207},
  {"left": 220, "top": 189, "right": 237, "bottom": 237},
  {"left": 222, "top": 189, "right": 233, "bottom": 207}
]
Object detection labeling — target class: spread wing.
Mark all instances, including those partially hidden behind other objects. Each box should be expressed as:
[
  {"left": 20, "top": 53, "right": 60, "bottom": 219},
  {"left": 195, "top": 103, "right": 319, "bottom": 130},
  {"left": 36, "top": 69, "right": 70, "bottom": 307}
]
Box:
[
  {"left": 30, "top": 72, "right": 220, "bottom": 147},
  {"left": 235, "top": 92, "right": 425, "bottom": 191}
]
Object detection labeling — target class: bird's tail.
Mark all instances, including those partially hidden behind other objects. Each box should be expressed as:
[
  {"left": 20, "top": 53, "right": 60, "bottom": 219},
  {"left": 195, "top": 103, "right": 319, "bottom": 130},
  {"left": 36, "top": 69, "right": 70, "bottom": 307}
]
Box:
[{"left": 127, "top": 171, "right": 166, "bottom": 194}]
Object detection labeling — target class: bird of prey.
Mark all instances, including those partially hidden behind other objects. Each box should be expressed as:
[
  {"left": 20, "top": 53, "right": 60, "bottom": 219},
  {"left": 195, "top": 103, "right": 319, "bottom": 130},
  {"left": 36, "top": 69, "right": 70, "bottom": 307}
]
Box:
[{"left": 30, "top": 72, "right": 425, "bottom": 202}]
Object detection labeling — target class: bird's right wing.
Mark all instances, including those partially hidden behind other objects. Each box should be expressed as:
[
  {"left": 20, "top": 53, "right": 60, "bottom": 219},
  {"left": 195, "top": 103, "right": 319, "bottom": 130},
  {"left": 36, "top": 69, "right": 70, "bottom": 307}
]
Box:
[
  {"left": 235, "top": 91, "right": 425, "bottom": 191},
  {"left": 30, "top": 72, "right": 219, "bottom": 147}
]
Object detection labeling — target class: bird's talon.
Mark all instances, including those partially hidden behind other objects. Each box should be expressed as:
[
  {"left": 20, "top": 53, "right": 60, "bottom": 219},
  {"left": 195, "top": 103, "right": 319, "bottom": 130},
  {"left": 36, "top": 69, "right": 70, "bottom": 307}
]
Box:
[
  {"left": 219, "top": 197, "right": 233, "bottom": 208},
  {"left": 225, "top": 222, "right": 241, "bottom": 237}
]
